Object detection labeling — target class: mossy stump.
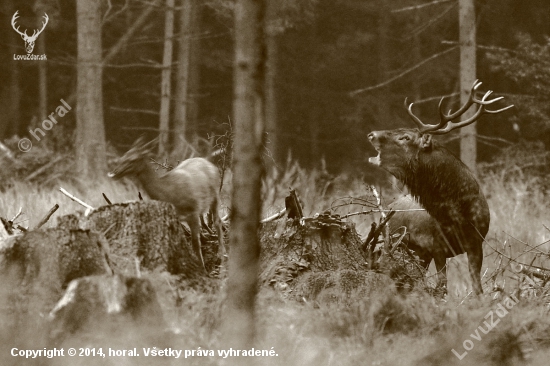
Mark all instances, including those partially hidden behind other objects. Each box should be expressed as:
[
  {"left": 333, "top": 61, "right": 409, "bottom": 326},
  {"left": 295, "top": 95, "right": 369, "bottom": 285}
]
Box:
[
  {"left": 58, "top": 201, "right": 209, "bottom": 279},
  {"left": 260, "top": 213, "right": 394, "bottom": 303},
  {"left": 0, "top": 228, "right": 112, "bottom": 328},
  {"left": 49, "top": 274, "right": 166, "bottom": 344}
]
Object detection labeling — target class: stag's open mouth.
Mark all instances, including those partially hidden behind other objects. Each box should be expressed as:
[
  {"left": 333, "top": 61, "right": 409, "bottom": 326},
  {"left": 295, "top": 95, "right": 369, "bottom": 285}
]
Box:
[
  {"left": 368, "top": 153, "right": 381, "bottom": 166},
  {"left": 368, "top": 142, "right": 381, "bottom": 166}
]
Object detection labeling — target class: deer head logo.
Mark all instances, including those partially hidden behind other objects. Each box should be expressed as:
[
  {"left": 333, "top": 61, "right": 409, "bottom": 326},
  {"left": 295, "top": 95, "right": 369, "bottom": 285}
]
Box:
[{"left": 11, "top": 11, "right": 49, "bottom": 54}]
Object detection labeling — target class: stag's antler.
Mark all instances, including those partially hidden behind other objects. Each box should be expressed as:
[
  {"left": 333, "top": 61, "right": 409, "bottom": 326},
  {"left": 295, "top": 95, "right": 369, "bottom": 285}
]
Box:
[{"left": 405, "top": 80, "right": 514, "bottom": 135}]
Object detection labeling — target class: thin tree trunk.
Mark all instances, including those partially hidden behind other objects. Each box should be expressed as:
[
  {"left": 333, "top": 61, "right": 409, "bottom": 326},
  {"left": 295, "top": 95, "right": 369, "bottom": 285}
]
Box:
[
  {"left": 0, "top": 0, "right": 21, "bottom": 138},
  {"left": 173, "top": 0, "right": 201, "bottom": 154},
  {"left": 377, "top": 0, "right": 392, "bottom": 123},
  {"left": 66, "top": 0, "right": 162, "bottom": 107},
  {"left": 38, "top": 34, "right": 47, "bottom": 121},
  {"left": 309, "top": 107, "right": 320, "bottom": 162},
  {"left": 186, "top": 2, "right": 201, "bottom": 143},
  {"left": 159, "top": 0, "right": 175, "bottom": 156},
  {"left": 459, "top": 0, "right": 477, "bottom": 172},
  {"left": 264, "top": 0, "right": 278, "bottom": 163},
  {"left": 221, "top": 0, "right": 265, "bottom": 358},
  {"left": 76, "top": 0, "right": 107, "bottom": 178}
]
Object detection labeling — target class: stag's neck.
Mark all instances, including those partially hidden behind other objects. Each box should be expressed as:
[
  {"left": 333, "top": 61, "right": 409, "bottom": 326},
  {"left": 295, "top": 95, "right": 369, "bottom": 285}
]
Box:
[
  {"left": 134, "top": 159, "right": 169, "bottom": 201},
  {"left": 405, "top": 146, "right": 484, "bottom": 216}
]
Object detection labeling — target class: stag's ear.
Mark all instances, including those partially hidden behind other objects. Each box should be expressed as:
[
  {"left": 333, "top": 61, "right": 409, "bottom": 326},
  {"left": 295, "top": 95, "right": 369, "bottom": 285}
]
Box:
[{"left": 419, "top": 134, "right": 432, "bottom": 150}]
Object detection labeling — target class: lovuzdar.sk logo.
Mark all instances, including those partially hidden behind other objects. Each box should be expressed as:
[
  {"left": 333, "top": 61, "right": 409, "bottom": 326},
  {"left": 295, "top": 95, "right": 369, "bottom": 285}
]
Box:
[{"left": 11, "top": 10, "right": 48, "bottom": 61}]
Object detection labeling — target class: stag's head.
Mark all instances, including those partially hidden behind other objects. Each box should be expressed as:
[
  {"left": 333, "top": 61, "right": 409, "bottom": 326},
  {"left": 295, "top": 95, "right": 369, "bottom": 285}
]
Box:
[
  {"left": 108, "top": 137, "right": 156, "bottom": 179},
  {"left": 368, "top": 128, "right": 431, "bottom": 177},
  {"left": 368, "top": 80, "right": 513, "bottom": 176},
  {"left": 11, "top": 11, "right": 49, "bottom": 54}
]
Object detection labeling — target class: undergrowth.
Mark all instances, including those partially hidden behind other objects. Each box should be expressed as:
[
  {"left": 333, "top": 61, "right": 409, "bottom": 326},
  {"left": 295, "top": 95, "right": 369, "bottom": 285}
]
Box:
[{"left": 0, "top": 152, "right": 549, "bottom": 366}]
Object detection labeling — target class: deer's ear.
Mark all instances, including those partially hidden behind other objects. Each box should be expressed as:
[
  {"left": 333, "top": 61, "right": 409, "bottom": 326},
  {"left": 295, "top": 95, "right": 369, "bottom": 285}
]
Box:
[{"left": 419, "top": 134, "right": 432, "bottom": 149}]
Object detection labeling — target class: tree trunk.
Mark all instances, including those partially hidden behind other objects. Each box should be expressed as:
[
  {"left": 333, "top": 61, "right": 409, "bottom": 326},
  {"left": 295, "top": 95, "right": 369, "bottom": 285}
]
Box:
[
  {"left": 377, "top": 0, "right": 392, "bottom": 123},
  {"left": 64, "top": 0, "right": 162, "bottom": 108},
  {"left": 264, "top": 0, "right": 278, "bottom": 163},
  {"left": 221, "top": 0, "right": 265, "bottom": 357},
  {"left": 159, "top": 0, "right": 175, "bottom": 156},
  {"left": 76, "top": 0, "right": 107, "bottom": 178},
  {"left": 186, "top": 2, "right": 201, "bottom": 143},
  {"left": 173, "top": 0, "right": 201, "bottom": 154},
  {"left": 0, "top": 0, "right": 21, "bottom": 138},
  {"left": 459, "top": 0, "right": 477, "bottom": 172},
  {"left": 37, "top": 34, "right": 47, "bottom": 121}
]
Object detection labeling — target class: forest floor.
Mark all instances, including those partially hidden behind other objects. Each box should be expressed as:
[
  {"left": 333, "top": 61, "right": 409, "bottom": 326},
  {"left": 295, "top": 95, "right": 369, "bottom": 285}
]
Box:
[{"left": 0, "top": 161, "right": 549, "bottom": 366}]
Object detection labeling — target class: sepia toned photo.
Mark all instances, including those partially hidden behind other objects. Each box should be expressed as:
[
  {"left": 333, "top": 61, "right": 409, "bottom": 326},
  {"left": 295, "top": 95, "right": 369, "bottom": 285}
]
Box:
[{"left": 0, "top": 1, "right": 548, "bottom": 365}]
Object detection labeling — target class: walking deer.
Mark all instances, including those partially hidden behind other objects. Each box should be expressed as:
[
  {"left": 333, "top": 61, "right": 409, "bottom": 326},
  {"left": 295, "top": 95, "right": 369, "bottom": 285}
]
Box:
[
  {"left": 107, "top": 138, "right": 225, "bottom": 270},
  {"left": 368, "top": 80, "right": 513, "bottom": 295}
]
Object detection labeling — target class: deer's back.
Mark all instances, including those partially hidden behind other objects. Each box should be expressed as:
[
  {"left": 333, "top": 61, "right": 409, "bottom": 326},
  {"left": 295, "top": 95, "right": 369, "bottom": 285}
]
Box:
[{"left": 154, "top": 158, "right": 219, "bottom": 216}]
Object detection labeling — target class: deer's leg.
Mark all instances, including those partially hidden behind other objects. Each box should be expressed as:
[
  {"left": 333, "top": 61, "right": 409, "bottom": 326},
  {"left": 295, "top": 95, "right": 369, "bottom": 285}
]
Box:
[
  {"left": 211, "top": 197, "right": 225, "bottom": 260},
  {"left": 433, "top": 255, "right": 447, "bottom": 292},
  {"left": 188, "top": 214, "right": 206, "bottom": 270},
  {"left": 467, "top": 244, "right": 483, "bottom": 295}
]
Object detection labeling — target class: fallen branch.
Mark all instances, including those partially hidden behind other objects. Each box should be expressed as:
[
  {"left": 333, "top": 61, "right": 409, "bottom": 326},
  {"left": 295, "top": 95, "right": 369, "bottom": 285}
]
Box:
[
  {"left": 25, "top": 155, "right": 64, "bottom": 181},
  {"left": 10, "top": 207, "right": 23, "bottom": 223},
  {"left": 261, "top": 208, "right": 287, "bottom": 224},
  {"left": 340, "top": 207, "right": 424, "bottom": 219},
  {"left": 59, "top": 188, "right": 94, "bottom": 216}
]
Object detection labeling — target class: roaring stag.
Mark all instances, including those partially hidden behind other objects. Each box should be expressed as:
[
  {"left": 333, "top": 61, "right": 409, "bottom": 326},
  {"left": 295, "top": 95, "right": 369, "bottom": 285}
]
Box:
[{"left": 368, "top": 80, "right": 513, "bottom": 295}]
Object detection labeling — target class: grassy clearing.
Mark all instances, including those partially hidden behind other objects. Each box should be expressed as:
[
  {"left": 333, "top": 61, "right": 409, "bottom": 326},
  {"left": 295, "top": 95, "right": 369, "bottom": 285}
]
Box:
[{"left": 0, "top": 160, "right": 549, "bottom": 365}]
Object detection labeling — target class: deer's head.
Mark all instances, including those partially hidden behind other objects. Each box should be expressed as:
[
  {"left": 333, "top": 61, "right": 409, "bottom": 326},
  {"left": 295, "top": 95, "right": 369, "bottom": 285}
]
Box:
[
  {"left": 368, "top": 80, "right": 513, "bottom": 177},
  {"left": 108, "top": 137, "right": 157, "bottom": 179}
]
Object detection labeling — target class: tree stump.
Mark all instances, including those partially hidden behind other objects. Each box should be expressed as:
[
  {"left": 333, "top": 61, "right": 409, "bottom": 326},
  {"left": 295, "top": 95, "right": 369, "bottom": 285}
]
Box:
[
  {"left": 59, "top": 201, "right": 208, "bottom": 279},
  {"left": 49, "top": 274, "right": 165, "bottom": 343},
  {"left": 260, "top": 213, "right": 395, "bottom": 303},
  {"left": 0, "top": 228, "right": 112, "bottom": 328}
]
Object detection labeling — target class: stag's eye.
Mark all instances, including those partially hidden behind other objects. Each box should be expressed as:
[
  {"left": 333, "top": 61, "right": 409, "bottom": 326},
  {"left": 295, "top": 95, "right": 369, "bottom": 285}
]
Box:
[{"left": 399, "top": 135, "right": 411, "bottom": 141}]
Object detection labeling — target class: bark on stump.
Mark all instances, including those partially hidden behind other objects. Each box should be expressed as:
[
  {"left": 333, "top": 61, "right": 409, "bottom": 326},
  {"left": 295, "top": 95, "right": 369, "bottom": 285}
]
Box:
[
  {"left": 0, "top": 228, "right": 112, "bottom": 329},
  {"left": 58, "top": 201, "right": 208, "bottom": 279},
  {"left": 49, "top": 274, "right": 166, "bottom": 346},
  {"left": 260, "top": 213, "right": 395, "bottom": 303}
]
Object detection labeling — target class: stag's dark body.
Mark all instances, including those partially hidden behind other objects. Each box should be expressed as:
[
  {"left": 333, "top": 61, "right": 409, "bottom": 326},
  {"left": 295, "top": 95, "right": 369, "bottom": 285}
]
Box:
[{"left": 369, "top": 128, "right": 489, "bottom": 294}]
